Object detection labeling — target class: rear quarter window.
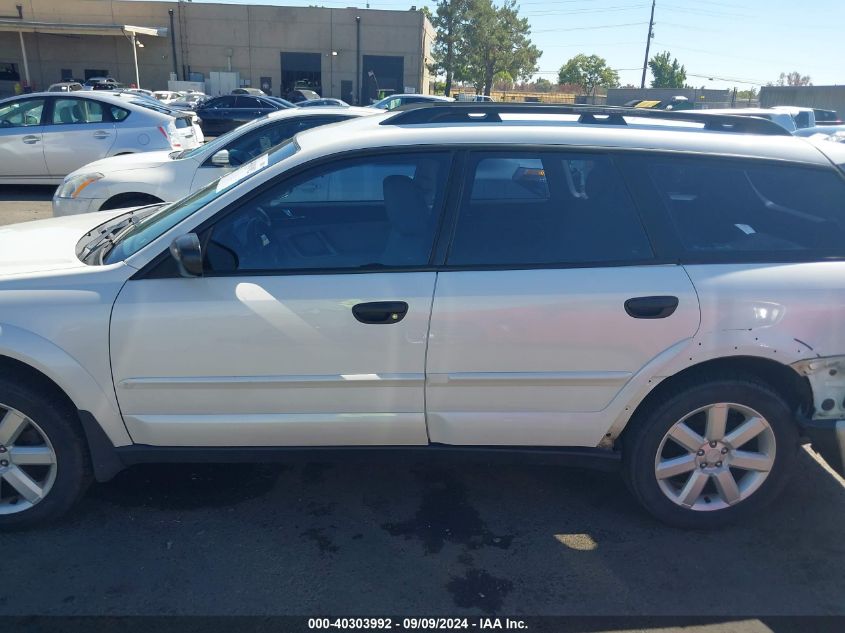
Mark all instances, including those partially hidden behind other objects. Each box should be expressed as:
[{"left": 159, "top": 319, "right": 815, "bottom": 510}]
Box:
[{"left": 643, "top": 157, "right": 845, "bottom": 260}]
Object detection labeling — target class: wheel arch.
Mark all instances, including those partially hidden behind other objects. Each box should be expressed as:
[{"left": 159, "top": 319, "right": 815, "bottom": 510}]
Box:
[
  {"left": 100, "top": 191, "right": 164, "bottom": 211},
  {"left": 616, "top": 355, "right": 813, "bottom": 447}
]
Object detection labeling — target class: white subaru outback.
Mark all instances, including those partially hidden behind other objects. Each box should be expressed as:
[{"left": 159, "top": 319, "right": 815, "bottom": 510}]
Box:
[{"left": 0, "top": 104, "right": 843, "bottom": 529}]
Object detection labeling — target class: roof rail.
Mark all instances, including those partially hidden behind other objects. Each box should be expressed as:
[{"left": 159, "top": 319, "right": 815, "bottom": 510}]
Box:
[{"left": 380, "top": 102, "right": 792, "bottom": 136}]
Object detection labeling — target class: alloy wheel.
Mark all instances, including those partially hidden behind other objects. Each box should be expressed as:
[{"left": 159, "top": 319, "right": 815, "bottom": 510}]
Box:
[
  {"left": 654, "top": 402, "right": 776, "bottom": 511},
  {"left": 0, "top": 405, "right": 58, "bottom": 515}
]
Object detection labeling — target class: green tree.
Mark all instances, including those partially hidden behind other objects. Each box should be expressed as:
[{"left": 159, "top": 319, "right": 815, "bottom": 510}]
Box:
[
  {"left": 459, "top": 0, "right": 540, "bottom": 96},
  {"left": 429, "top": 0, "right": 471, "bottom": 97},
  {"left": 557, "top": 54, "right": 619, "bottom": 95},
  {"left": 648, "top": 51, "right": 687, "bottom": 88},
  {"left": 533, "top": 77, "right": 553, "bottom": 92}
]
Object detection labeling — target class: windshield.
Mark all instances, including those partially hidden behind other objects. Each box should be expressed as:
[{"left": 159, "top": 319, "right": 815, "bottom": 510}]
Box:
[{"left": 103, "top": 140, "right": 298, "bottom": 264}]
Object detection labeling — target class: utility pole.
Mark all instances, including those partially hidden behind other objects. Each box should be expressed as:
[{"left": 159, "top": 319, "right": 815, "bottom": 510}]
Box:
[{"left": 640, "top": 0, "right": 656, "bottom": 89}]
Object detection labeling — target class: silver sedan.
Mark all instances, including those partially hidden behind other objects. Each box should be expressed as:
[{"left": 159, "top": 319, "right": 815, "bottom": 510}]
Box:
[{"left": 0, "top": 91, "right": 201, "bottom": 185}]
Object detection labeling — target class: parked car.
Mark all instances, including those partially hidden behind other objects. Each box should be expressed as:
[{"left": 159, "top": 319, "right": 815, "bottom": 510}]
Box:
[
  {"left": 83, "top": 77, "right": 120, "bottom": 91},
  {"left": 107, "top": 91, "right": 205, "bottom": 148},
  {"left": 771, "top": 106, "right": 816, "bottom": 129},
  {"left": 697, "top": 108, "right": 798, "bottom": 132},
  {"left": 125, "top": 88, "right": 154, "bottom": 98},
  {"left": 231, "top": 88, "right": 266, "bottom": 96},
  {"left": 285, "top": 88, "right": 321, "bottom": 103},
  {"left": 167, "top": 93, "right": 210, "bottom": 110},
  {"left": 455, "top": 93, "right": 494, "bottom": 102},
  {"left": 369, "top": 93, "right": 453, "bottom": 110},
  {"left": 47, "top": 82, "right": 83, "bottom": 93},
  {"left": 2, "top": 104, "right": 844, "bottom": 529},
  {"left": 195, "top": 94, "right": 294, "bottom": 136},
  {"left": 297, "top": 98, "right": 349, "bottom": 107},
  {"left": 0, "top": 91, "right": 201, "bottom": 185},
  {"left": 813, "top": 108, "right": 842, "bottom": 125},
  {"left": 794, "top": 124, "right": 845, "bottom": 143},
  {"left": 52, "top": 106, "right": 376, "bottom": 214},
  {"left": 152, "top": 90, "right": 184, "bottom": 104}
]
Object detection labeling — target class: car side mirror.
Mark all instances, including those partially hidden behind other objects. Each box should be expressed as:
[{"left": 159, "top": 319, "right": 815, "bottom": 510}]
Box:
[
  {"left": 211, "top": 150, "right": 230, "bottom": 167},
  {"left": 169, "top": 233, "right": 203, "bottom": 277}
]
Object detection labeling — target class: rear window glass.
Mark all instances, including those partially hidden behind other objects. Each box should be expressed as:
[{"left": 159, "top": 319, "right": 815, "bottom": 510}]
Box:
[
  {"left": 110, "top": 105, "right": 130, "bottom": 121},
  {"left": 645, "top": 158, "right": 845, "bottom": 257},
  {"left": 448, "top": 152, "right": 654, "bottom": 266}
]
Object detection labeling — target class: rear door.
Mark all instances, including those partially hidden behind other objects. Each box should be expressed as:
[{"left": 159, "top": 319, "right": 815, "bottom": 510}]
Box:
[
  {"left": 426, "top": 150, "right": 700, "bottom": 447},
  {"left": 198, "top": 96, "right": 238, "bottom": 136},
  {"left": 0, "top": 96, "right": 48, "bottom": 179},
  {"left": 44, "top": 96, "right": 116, "bottom": 176}
]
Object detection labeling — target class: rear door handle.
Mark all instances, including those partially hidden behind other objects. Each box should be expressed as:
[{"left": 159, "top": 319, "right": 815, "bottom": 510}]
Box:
[
  {"left": 352, "top": 301, "right": 409, "bottom": 324},
  {"left": 624, "top": 296, "right": 679, "bottom": 319},
  {"left": 22, "top": 135, "right": 40, "bottom": 144},
  {"left": 93, "top": 130, "right": 111, "bottom": 139}
]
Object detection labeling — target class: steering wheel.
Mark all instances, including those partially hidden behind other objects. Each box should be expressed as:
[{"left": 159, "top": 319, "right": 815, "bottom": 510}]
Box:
[{"left": 242, "top": 207, "right": 282, "bottom": 268}]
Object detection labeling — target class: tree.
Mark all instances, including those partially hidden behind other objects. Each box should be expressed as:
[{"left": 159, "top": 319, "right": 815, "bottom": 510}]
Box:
[
  {"left": 648, "top": 51, "right": 686, "bottom": 89},
  {"left": 429, "top": 0, "right": 471, "bottom": 97},
  {"left": 774, "top": 71, "right": 812, "bottom": 86},
  {"left": 459, "top": 0, "right": 540, "bottom": 96},
  {"left": 532, "top": 77, "right": 553, "bottom": 92},
  {"left": 557, "top": 54, "right": 619, "bottom": 95}
]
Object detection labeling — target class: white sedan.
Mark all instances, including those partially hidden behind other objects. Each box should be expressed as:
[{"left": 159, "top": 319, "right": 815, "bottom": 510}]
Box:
[
  {"left": 0, "top": 91, "right": 201, "bottom": 185},
  {"left": 53, "top": 106, "right": 376, "bottom": 214}
]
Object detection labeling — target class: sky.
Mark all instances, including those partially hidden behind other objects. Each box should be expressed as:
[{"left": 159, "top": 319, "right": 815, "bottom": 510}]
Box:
[{"left": 147, "top": 0, "right": 845, "bottom": 89}]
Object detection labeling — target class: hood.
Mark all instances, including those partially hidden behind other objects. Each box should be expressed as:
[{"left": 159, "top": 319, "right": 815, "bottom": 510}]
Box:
[
  {"left": 0, "top": 210, "right": 125, "bottom": 277},
  {"left": 68, "top": 150, "right": 180, "bottom": 177}
]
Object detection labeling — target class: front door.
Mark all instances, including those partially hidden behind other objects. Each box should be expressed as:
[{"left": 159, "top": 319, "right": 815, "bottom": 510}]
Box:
[
  {"left": 0, "top": 97, "right": 48, "bottom": 179},
  {"left": 110, "top": 150, "right": 454, "bottom": 447},
  {"left": 44, "top": 97, "right": 116, "bottom": 177},
  {"left": 425, "top": 150, "right": 701, "bottom": 447}
]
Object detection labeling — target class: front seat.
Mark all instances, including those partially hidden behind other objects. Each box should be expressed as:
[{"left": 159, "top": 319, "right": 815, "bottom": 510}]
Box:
[{"left": 381, "top": 175, "right": 432, "bottom": 266}]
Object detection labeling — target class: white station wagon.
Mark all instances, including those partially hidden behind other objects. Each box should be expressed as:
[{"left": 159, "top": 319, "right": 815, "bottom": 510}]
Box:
[{"left": 0, "top": 104, "right": 844, "bottom": 528}]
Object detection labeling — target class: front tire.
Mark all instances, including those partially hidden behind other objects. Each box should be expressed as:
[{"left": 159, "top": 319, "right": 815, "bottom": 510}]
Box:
[
  {"left": 0, "top": 378, "right": 91, "bottom": 529},
  {"left": 623, "top": 377, "right": 799, "bottom": 529}
]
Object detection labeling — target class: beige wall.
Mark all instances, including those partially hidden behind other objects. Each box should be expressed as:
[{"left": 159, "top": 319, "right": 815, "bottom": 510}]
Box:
[{"left": 0, "top": 0, "right": 433, "bottom": 101}]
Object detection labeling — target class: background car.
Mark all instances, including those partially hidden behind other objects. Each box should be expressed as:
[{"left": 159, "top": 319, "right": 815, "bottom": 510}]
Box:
[
  {"left": 168, "top": 93, "right": 210, "bottom": 110},
  {"left": 285, "top": 88, "right": 321, "bottom": 103},
  {"left": 83, "top": 77, "right": 120, "bottom": 91},
  {"left": 195, "top": 93, "right": 294, "bottom": 136},
  {"left": 52, "top": 106, "right": 377, "bottom": 214},
  {"left": 813, "top": 108, "right": 842, "bottom": 125},
  {"left": 795, "top": 124, "right": 845, "bottom": 143},
  {"left": 231, "top": 87, "right": 266, "bottom": 96},
  {"left": 369, "top": 93, "right": 453, "bottom": 110},
  {"left": 48, "top": 82, "right": 83, "bottom": 92},
  {"left": 298, "top": 98, "right": 349, "bottom": 107},
  {"left": 697, "top": 108, "right": 798, "bottom": 132},
  {"left": 0, "top": 91, "right": 199, "bottom": 184},
  {"left": 152, "top": 90, "right": 184, "bottom": 104},
  {"left": 108, "top": 91, "right": 204, "bottom": 147}
]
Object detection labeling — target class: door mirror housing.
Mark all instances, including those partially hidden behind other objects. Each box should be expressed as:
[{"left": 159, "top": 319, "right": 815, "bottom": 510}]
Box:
[
  {"left": 169, "top": 233, "right": 203, "bottom": 277},
  {"left": 211, "top": 150, "right": 230, "bottom": 167}
]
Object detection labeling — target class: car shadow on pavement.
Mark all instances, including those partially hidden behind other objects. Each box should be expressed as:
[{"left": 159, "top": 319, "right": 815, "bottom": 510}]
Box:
[
  {"left": 0, "top": 185, "right": 56, "bottom": 226},
  {"left": 1, "top": 447, "right": 842, "bottom": 616}
]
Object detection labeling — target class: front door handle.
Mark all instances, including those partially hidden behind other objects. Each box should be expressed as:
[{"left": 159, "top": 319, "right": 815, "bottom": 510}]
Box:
[
  {"left": 93, "top": 130, "right": 111, "bottom": 139},
  {"left": 22, "top": 135, "right": 40, "bottom": 144},
  {"left": 352, "top": 301, "right": 409, "bottom": 324},
  {"left": 624, "top": 296, "right": 679, "bottom": 319}
]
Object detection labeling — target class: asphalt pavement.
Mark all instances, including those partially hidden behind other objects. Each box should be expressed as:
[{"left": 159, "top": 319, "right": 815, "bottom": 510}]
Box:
[{"left": 0, "top": 186, "right": 843, "bottom": 625}]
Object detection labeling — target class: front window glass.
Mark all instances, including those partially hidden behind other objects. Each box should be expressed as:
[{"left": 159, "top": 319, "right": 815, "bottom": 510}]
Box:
[
  {"left": 102, "top": 141, "right": 298, "bottom": 264},
  {"left": 0, "top": 98, "right": 45, "bottom": 128},
  {"left": 204, "top": 152, "right": 451, "bottom": 272}
]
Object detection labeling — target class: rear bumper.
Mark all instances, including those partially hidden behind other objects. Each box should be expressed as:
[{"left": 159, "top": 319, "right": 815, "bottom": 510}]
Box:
[{"left": 802, "top": 418, "right": 845, "bottom": 476}]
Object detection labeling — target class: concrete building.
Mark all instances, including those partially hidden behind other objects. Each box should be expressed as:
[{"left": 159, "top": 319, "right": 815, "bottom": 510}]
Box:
[{"left": 0, "top": 0, "right": 435, "bottom": 103}]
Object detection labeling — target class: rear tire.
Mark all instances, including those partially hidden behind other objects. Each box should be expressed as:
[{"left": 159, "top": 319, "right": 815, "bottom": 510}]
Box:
[
  {"left": 622, "top": 377, "right": 799, "bottom": 529},
  {"left": 0, "top": 377, "right": 92, "bottom": 529}
]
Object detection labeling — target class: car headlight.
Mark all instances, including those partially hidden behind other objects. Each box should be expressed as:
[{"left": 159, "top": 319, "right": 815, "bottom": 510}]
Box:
[{"left": 57, "top": 173, "right": 104, "bottom": 199}]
